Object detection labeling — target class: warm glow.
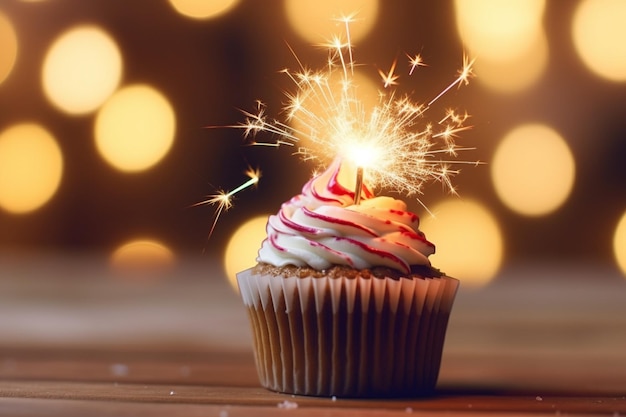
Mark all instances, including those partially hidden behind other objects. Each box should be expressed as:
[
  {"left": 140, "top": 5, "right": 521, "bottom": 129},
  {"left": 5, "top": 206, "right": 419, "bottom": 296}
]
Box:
[
  {"left": 42, "top": 25, "right": 122, "bottom": 115},
  {"left": 94, "top": 84, "right": 176, "bottom": 172},
  {"left": 110, "top": 239, "right": 175, "bottom": 275},
  {"left": 454, "top": 0, "right": 546, "bottom": 62},
  {"left": 290, "top": 69, "right": 381, "bottom": 166},
  {"left": 284, "top": 0, "right": 379, "bottom": 44},
  {"left": 224, "top": 215, "right": 268, "bottom": 291},
  {"left": 614, "top": 211, "right": 626, "bottom": 277},
  {"left": 573, "top": 0, "right": 626, "bottom": 82},
  {"left": 168, "top": 0, "right": 239, "bottom": 19},
  {"left": 240, "top": 45, "right": 475, "bottom": 199},
  {"left": 0, "top": 10, "right": 18, "bottom": 86},
  {"left": 347, "top": 143, "right": 378, "bottom": 169},
  {"left": 492, "top": 124, "right": 576, "bottom": 217},
  {"left": 421, "top": 199, "right": 503, "bottom": 286},
  {"left": 473, "top": 29, "right": 548, "bottom": 93},
  {"left": 0, "top": 123, "right": 63, "bottom": 214}
]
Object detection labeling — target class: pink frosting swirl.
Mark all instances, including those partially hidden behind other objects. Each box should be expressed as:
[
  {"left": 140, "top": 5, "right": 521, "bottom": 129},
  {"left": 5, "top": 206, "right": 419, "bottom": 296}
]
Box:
[{"left": 257, "top": 159, "right": 435, "bottom": 274}]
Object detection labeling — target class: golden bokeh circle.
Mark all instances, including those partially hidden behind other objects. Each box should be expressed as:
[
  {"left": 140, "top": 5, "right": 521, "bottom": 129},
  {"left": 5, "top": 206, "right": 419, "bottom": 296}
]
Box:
[
  {"left": 421, "top": 198, "right": 503, "bottom": 286},
  {"left": 94, "top": 84, "right": 176, "bottom": 172},
  {"left": 42, "top": 25, "right": 122, "bottom": 115},
  {"left": 473, "top": 29, "right": 548, "bottom": 94},
  {"left": 613, "top": 211, "right": 626, "bottom": 277},
  {"left": 0, "top": 123, "right": 63, "bottom": 214},
  {"left": 491, "top": 124, "right": 576, "bottom": 217},
  {"left": 168, "top": 0, "right": 240, "bottom": 20},
  {"left": 111, "top": 238, "right": 175, "bottom": 276},
  {"left": 454, "top": 0, "right": 545, "bottom": 62},
  {"left": 223, "top": 215, "right": 268, "bottom": 291},
  {"left": 572, "top": 0, "right": 626, "bottom": 82},
  {"left": 0, "top": 10, "right": 18, "bottom": 86},
  {"left": 284, "top": 0, "right": 379, "bottom": 44}
]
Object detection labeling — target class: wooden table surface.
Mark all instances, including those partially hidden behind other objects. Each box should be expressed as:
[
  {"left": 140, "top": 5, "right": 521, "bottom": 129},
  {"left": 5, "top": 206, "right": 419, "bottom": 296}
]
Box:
[{"left": 1, "top": 254, "right": 625, "bottom": 416}]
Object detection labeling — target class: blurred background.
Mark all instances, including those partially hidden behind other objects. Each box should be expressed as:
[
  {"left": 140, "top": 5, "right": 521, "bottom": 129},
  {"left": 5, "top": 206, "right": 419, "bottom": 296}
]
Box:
[{"left": 1, "top": 0, "right": 626, "bottom": 287}]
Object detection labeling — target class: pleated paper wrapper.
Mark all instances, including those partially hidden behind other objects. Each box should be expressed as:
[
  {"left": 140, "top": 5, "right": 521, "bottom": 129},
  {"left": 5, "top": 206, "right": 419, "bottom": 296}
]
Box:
[{"left": 237, "top": 268, "right": 459, "bottom": 398}]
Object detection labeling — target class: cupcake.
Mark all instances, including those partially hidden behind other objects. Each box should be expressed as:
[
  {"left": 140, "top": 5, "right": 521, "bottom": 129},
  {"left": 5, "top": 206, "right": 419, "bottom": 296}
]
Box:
[{"left": 237, "top": 158, "right": 458, "bottom": 397}]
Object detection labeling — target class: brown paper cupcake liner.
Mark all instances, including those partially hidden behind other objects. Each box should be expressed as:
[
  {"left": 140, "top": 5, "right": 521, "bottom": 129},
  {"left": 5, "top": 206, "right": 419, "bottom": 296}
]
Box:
[{"left": 237, "top": 268, "right": 458, "bottom": 397}]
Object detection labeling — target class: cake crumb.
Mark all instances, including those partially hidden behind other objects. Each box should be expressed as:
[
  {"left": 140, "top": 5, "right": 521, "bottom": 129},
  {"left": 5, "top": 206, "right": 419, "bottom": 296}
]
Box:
[
  {"left": 169, "top": 390, "right": 175, "bottom": 396},
  {"left": 278, "top": 400, "right": 298, "bottom": 409},
  {"left": 536, "top": 396, "right": 543, "bottom": 402}
]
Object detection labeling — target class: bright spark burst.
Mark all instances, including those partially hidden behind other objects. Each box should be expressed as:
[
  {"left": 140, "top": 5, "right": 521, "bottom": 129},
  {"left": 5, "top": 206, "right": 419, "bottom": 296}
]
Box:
[
  {"left": 206, "top": 16, "right": 478, "bottom": 235},
  {"left": 233, "top": 22, "right": 476, "bottom": 205},
  {"left": 197, "top": 167, "right": 260, "bottom": 238}
]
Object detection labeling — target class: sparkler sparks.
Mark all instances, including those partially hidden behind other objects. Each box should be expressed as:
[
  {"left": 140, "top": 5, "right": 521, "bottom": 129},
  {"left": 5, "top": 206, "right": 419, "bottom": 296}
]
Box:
[
  {"left": 378, "top": 59, "right": 399, "bottom": 88},
  {"left": 206, "top": 16, "right": 477, "bottom": 233},
  {"left": 233, "top": 21, "right": 476, "bottom": 206},
  {"left": 407, "top": 53, "right": 426, "bottom": 75},
  {"left": 197, "top": 167, "right": 260, "bottom": 238}
]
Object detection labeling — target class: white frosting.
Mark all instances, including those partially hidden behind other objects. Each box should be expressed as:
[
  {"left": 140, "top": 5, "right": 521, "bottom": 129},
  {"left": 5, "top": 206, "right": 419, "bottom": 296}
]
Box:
[{"left": 257, "top": 159, "right": 435, "bottom": 274}]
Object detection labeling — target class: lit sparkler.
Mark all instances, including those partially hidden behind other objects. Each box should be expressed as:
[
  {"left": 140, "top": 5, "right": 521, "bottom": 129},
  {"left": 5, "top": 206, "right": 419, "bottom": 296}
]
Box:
[
  {"left": 207, "top": 17, "right": 476, "bottom": 233},
  {"left": 233, "top": 21, "right": 477, "bottom": 208}
]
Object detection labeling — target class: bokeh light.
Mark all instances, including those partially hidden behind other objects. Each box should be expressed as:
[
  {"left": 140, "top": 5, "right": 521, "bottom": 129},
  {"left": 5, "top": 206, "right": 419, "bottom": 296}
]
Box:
[
  {"left": 110, "top": 238, "right": 175, "bottom": 276},
  {"left": 491, "top": 124, "right": 576, "bottom": 217},
  {"left": 454, "top": 0, "right": 546, "bottom": 93},
  {"left": 223, "top": 215, "right": 268, "bottom": 291},
  {"left": 168, "top": 0, "right": 240, "bottom": 20},
  {"left": 0, "top": 10, "right": 18, "bottom": 86},
  {"left": 454, "top": 0, "right": 545, "bottom": 61},
  {"left": 42, "top": 25, "right": 122, "bottom": 115},
  {"left": 284, "top": 0, "right": 379, "bottom": 44},
  {"left": 572, "top": 0, "right": 626, "bottom": 82},
  {"left": 421, "top": 199, "right": 503, "bottom": 286},
  {"left": 94, "top": 84, "right": 176, "bottom": 172},
  {"left": 0, "top": 123, "right": 63, "bottom": 214},
  {"left": 472, "top": 30, "right": 548, "bottom": 93},
  {"left": 614, "top": 211, "right": 626, "bottom": 277}
]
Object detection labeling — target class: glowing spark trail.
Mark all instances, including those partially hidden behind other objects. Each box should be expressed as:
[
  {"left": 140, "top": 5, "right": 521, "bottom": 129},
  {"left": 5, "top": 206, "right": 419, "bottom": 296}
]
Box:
[
  {"left": 427, "top": 54, "right": 475, "bottom": 107},
  {"left": 407, "top": 53, "right": 426, "bottom": 75},
  {"left": 197, "top": 167, "right": 260, "bottom": 238}
]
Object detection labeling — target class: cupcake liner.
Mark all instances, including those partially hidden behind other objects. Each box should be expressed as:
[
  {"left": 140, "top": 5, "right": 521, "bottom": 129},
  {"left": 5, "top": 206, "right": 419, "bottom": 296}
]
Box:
[{"left": 237, "top": 268, "right": 459, "bottom": 397}]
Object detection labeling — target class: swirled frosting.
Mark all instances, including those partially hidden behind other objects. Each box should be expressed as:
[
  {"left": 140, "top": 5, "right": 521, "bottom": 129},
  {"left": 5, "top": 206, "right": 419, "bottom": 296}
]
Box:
[{"left": 256, "top": 159, "right": 435, "bottom": 274}]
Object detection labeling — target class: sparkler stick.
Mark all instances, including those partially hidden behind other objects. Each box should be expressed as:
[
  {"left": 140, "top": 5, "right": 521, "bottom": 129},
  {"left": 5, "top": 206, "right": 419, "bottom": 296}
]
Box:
[{"left": 354, "top": 166, "right": 364, "bottom": 205}]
